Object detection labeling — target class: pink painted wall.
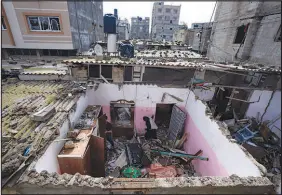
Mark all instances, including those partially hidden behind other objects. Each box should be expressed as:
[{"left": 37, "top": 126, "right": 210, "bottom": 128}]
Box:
[
  {"left": 134, "top": 107, "right": 156, "bottom": 135},
  {"left": 183, "top": 112, "right": 229, "bottom": 176},
  {"left": 102, "top": 106, "right": 111, "bottom": 122}
]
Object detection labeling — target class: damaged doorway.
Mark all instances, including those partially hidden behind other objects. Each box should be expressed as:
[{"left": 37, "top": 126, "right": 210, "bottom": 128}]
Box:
[{"left": 155, "top": 103, "right": 174, "bottom": 128}]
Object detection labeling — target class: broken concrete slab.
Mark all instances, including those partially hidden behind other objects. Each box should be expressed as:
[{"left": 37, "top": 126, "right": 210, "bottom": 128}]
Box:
[{"left": 30, "top": 104, "right": 56, "bottom": 122}]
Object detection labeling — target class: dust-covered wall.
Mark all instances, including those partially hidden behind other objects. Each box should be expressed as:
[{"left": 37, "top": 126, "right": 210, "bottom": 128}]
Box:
[{"left": 67, "top": 0, "right": 103, "bottom": 52}]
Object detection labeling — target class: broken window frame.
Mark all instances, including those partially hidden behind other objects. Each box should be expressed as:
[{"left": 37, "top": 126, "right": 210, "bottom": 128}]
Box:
[
  {"left": 274, "top": 25, "right": 281, "bottom": 42},
  {"left": 27, "top": 16, "right": 61, "bottom": 32},
  {"left": 233, "top": 24, "right": 249, "bottom": 44},
  {"left": 2, "top": 16, "right": 7, "bottom": 30},
  {"left": 165, "top": 8, "right": 171, "bottom": 13}
]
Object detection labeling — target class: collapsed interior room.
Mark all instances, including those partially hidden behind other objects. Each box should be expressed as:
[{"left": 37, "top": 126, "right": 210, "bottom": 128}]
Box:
[{"left": 3, "top": 82, "right": 275, "bottom": 194}]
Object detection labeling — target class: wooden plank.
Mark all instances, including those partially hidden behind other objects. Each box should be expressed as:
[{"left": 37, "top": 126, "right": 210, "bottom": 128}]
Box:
[
  {"left": 98, "top": 114, "right": 106, "bottom": 138},
  {"left": 90, "top": 135, "right": 105, "bottom": 177}
]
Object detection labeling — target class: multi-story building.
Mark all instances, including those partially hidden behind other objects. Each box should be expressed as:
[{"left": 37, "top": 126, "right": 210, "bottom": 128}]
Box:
[
  {"left": 151, "top": 1, "right": 181, "bottom": 41},
  {"left": 130, "top": 17, "right": 150, "bottom": 40},
  {"left": 1, "top": 0, "right": 103, "bottom": 58},
  {"left": 117, "top": 18, "right": 130, "bottom": 40},
  {"left": 207, "top": 1, "right": 281, "bottom": 67}
]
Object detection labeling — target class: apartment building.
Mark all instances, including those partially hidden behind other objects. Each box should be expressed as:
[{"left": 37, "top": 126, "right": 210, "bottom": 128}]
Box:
[
  {"left": 151, "top": 1, "right": 181, "bottom": 41},
  {"left": 207, "top": 1, "right": 281, "bottom": 67},
  {"left": 1, "top": 0, "right": 103, "bottom": 58},
  {"left": 117, "top": 18, "right": 130, "bottom": 40},
  {"left": 130, "top": 17, "right": 150, "bottom": 40}
]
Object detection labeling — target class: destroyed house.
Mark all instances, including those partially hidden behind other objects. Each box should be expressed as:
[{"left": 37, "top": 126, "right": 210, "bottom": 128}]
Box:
[{"left": 2, "top": 73, "right": 281, "bottom": 194}]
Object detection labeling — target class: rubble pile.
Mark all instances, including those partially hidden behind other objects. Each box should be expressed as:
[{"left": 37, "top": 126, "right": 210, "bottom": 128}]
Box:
[
  {"left": 223, "top": 115, "right": 281, "bottom": 189},
  {"left": 1, "top": 80, "right": 85, "bottom": 187},
  {"left": 105, "top": 131, "right": 199, "bottom": 178}
]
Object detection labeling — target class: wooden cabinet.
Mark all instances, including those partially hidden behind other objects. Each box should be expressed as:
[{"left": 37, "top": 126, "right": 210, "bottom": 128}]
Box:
[{"left": 57, "top": 130, "right": 92, "bottom": 175}]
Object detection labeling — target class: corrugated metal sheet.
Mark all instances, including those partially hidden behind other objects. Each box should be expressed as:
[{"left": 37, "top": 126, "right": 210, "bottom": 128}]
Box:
[{"left": 62, "top": 58, "right": 281, "bottom": 73}]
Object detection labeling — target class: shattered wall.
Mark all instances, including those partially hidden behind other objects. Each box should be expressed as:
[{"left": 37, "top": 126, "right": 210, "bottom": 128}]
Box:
[
  {"left": 245, "top": 90, "right": 281, "bottom": 138},
  {"left": 87, "top": 83, "right": 263, "bottom": 177},
  {"left": 34, "top": 94, "right": 88, "bottom": 173}
]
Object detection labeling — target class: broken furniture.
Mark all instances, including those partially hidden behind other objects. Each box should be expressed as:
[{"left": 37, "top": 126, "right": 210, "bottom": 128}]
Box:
[
  {"left": 125, "top": 143, "right": 144, "bottom": 168},
  {"left": 110, "top": 100, "right": 135, "bottom": 139},
  {"left": 57, "top": 130, "right": 92, "bottom": 175},
  {"left": 233, "top": 124, "right": 258, "bottom": 144},
  {"left": 167, "top": 105, "right": 187, "bottom": 147}
]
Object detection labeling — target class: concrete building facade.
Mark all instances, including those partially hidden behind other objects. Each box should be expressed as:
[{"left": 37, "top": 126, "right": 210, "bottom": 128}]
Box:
[
  {"left": 117, "top": 18, "right": 130, "bottom": 40},
  {"left": 191, "top": 22, "right": 211, "bottom": 30},
  {"left": 151, "top": 1, "right": 181, "bottom": 42},
  {"left": 1, "top": 0, "right": 103, "bottom": 58},
  {"left": 207, "top": 2, "right": 281, "bottom": 67},
  {"left": 130, "top": 16, "right": 150, "bottom": 40}
]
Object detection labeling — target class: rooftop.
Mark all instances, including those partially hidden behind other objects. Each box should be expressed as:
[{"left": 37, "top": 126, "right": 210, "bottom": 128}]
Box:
[{"left": 2, "top": 79, "right": 85, "bottom": 186}]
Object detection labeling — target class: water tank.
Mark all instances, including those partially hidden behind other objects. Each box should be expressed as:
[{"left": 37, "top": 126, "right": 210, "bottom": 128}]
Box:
[
  {"left": 104, "top": 14, "right": 116, "bottom": 34},
  {"left": 114, "top": 9, "right": 118, "bottom": 19},
  {"left": 119, "top": 41, "right": 134, "bottom": 58},
  {"left": 107, "top": 34, "right": 117, "bottom": 52}
]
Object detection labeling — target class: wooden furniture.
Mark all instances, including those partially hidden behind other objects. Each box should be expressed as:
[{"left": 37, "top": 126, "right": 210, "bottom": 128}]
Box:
[
  {"left": 110, "top": 99, "right": 135, "bottom": 139},
  {"left": 57, "top": 130, "right": 92, "bottom": 175}
]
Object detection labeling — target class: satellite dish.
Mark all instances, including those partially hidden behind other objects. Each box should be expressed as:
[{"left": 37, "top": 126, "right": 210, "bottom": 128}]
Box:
[{"left": 94, "top": 44, "right": 103, "bottom": 56}]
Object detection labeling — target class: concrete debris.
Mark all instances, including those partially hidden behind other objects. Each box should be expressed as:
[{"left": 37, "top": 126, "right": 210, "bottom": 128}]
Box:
[
  {"left": 64, "top": 141, "right": 75, "bottom": 149},
  {"left": 30, "top": 104, "right": 56, "bottom": 122}
]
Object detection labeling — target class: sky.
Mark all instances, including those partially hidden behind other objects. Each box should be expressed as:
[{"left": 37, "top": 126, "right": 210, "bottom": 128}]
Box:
[{"left": 103, "top": 1, "right": 216, "bottom": 29}]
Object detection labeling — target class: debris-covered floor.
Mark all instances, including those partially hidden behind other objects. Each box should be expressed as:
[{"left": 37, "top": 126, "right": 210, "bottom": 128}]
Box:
[{"left": 105, "top": 129, "right": 197, "bottom": 178}]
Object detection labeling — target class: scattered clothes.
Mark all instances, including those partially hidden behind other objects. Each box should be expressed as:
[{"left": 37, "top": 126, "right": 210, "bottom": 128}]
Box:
[
  {"left": 122, "top": 166, "right": 141, "bottom": 178},
  {"left": 147, "top": 163, "right": 177, "bottom": 178}
]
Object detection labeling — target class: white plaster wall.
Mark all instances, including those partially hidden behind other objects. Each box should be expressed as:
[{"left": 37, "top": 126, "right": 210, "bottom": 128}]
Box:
[
  {"left": 87, "top": 84, "right": 188, "bottom": 107},
  {"left": 34, "top": 94, "right": 88, "bottom": 173},
  {"left": 184, "top": 91, "right": 262, "bottom": 177},
  {"left": 193, "top": 87, "right": 215, "bottom": 101},
  {"left": 245, "top": 90, "right": 281, "bottom": 138}
]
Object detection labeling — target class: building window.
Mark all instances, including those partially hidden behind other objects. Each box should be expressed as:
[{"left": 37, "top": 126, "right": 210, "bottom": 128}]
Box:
[
  {"left": 158, "top": 8, "right": 162, "bottom": 13},
  {"left": 234, "top": 24, "right": 249, "bottom": 44},
  {"left": 27, "top": 16, "right": 61, "bottom": 31},
  {"left": 165, "top": 8, "right": 171, "bottom": 13},
  {"left": 170, "top": 20, "right": 172, "bottom": 24},
  {"left": 159, "top": 3, "right": 161, "bottom": 5},
  {"left": 173, "top": 9, "right": 178, "bottom": 14},
  {"left": 165, "top": 16, "right": 170, "bottom": 21},
  {"left": 274, "top": 25, "right": 281, "bottom": 42},
  {"left": 2, "top": 17, "right": 7, "bottom": 30},
  {"left": 173, "top": 16, "right": 177, "bottom": 21},
  {"left": 157, "top": 16, "right": 162, "bottom": 20}
]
